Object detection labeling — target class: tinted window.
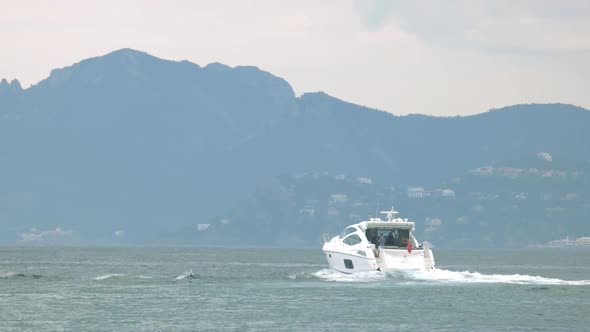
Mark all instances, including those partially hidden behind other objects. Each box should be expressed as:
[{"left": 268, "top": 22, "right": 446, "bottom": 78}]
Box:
[
  {"left": 368, "top": 228, "right": 412, "bottom": 247},
  {"left": 343, "top": 234, "right": 362, "bottom": 246},
  {"left": 344, "top": 259, "right": 354, "bottom": 269}
]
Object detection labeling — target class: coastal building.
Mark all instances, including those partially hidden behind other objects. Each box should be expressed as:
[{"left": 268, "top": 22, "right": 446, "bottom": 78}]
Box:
[{"left": 407, "top": 187, "right": 426, "bottom": 198}]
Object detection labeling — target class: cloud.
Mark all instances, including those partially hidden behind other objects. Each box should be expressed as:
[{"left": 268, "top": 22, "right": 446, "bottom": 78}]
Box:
[
  {"left": 354, "top": 0, "right": 396, "bottom": 31},
  {"left": 280, "top": 12, "right": 311, "bottom": 28},
  {"left": 1, "top": 0, "right": 589, "bottom": 116},
  {"left": 355, "top": 0, "right": 590, "bottom": 53},
  {"left": 19, "top": 227, "right": 73, "bottom": 242}
]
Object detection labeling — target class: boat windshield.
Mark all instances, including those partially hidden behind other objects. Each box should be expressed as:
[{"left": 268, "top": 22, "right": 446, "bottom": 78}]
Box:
[
  {"left": 366, "top": 228, "right": 411, "bottom": 247},
  {"left": 340, "top": 227, "right": 357, "bottom": 239},
  {"left": 343, "top": 234, "right": 362, "bottom": 246}
]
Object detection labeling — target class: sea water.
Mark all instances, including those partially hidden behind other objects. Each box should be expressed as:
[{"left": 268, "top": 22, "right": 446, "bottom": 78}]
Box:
[{"left": 0, "top": 247, "right": 589, "bottom": 331}]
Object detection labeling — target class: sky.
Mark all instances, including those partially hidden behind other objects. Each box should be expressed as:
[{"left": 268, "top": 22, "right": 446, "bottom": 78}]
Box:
[{"left": 1, "top": 0, "right": 589, "bottom": 116}]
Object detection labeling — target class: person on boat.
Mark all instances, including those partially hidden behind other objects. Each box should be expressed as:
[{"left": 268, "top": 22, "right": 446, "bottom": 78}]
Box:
[
  {"left": 376, "top": 233, "right": 386, "bottom": 257},
  {"left": 386, "top": 231, "right": 395, "bottom": 246},
  {"left": 373, "top": 234, "right": 380, "bottom": 257},
  {"left": 379, "top": 233, "right": 387, "bottom": 247},
  {"left": 370, "top": 232, "right": 379, "bottom": 246}
]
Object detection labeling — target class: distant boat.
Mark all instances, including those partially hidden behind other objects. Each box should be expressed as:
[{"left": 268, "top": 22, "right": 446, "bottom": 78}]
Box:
[
  {"left": 528, "top": 236, "right": 590, "bottom": 248},
  {"left": 322, "top": 207, "right": 435, "bottom": 273},
  {"left": 545, "top": 236, "right": 590, "bottom": 248}
]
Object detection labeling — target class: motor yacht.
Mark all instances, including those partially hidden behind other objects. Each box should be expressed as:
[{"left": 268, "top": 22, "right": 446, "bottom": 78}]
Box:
[{"left": 322, "top": 207, "right": 435, "bottom": 273}]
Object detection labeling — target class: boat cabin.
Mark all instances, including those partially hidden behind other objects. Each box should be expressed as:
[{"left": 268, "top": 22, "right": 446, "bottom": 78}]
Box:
[
  {"left": 363, "top": 208, "right": 417, "bottom": 248},
  {"left": 366, "top": 227, "right": 410, "bottom": 248}
]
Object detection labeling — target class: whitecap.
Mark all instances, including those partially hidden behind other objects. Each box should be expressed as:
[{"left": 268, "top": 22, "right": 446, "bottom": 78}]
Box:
[
  {"left": 0, "top": 272, "right": 22, "bottom": 279},
  {"left": 175, "top": 270, "right": 198, "bottom": 280},
  {"left": 0, "top": 272, "right": 40, "bottom": 279},
  {"left": 93, "top": 273, "right": 125, "bottom": 281}
]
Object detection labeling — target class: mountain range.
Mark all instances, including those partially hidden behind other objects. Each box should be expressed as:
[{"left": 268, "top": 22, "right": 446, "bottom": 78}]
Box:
[{"left": 1, "top": 48, "right": 589, "bottom": 247}]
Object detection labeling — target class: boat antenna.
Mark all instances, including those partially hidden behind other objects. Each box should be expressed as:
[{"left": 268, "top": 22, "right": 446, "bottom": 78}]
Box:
[{"left": 375, "top": 199, "right": 380, "bottom": 218}]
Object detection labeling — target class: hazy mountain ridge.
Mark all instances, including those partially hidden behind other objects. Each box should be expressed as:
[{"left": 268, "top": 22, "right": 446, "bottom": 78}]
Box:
[
  {"left": 196, "top": 155, "right": 590, "bottom": 248},
  {"left": 0, "top": 49, "right": 589, "bottom": 246}
]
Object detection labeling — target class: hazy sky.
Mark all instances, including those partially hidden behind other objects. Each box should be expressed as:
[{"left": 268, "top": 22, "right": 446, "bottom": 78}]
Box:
[{"left": 1, "top": 0, "right": 589, "bottom": 115}]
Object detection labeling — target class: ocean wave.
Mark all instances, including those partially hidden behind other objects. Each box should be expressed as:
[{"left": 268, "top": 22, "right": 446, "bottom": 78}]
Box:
[
  {"left": 0, "top": 272, "right": 44, "bottom": 279},
  {"left": 306, "top": 268, "right": 590, "bottom": 285},
  {"left": 222, "top": 262, "right": 326, "bottom": 268},
  {"left": 92, "top": 274, "right": 154, "bottom": 281},
  {"left": 175, "top": 270, "right": 198, "bottom": 280},
  {"left": 93, "top": 274, "right": 126, "bottom": 280}
]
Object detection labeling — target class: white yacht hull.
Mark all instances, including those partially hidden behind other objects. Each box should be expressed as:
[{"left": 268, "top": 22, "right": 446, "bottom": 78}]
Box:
[
  {"left": 323, "top": 250, "right": 378, "bottom": 273},
  {"left": 322, "top": 207, "right": 436, "bottom": 274},
  {"left": 376, "top": 248, "right": 435, "bottom": 271},
  {"left": 323, "top": 245, "right": 435, "bottom": 273}
]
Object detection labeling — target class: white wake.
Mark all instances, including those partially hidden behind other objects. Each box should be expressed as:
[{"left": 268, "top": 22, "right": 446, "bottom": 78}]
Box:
[
  {"left": 310, "top": 269, "right": 387, "bottom": 282},
  {"left": 406, "top": 269, "right": 590, "bottom": 285},
  {"left": 309, "top": 268, "right": 590, "bottom": 285}
]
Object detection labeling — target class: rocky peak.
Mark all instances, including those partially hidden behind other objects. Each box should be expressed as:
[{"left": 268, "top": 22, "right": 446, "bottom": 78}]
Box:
[
  {"left": 9, "top": 79, "right": 22, "bottom": 91},
  {"left": 0, "top": 78, "right": 23, "bottom": 96}
]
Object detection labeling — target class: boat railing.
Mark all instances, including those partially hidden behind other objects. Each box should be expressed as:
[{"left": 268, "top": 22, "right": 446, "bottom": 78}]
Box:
[{"left": 322, "top": 233, "right": 336, "bottom": 243}]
